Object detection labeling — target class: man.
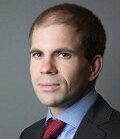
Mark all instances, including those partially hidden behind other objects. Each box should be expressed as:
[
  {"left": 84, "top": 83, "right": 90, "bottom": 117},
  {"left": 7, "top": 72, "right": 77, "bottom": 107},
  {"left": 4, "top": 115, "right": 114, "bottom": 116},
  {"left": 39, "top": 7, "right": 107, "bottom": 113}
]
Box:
[{"left": 20, "top": 3, "right": 120, "bottom": 139}]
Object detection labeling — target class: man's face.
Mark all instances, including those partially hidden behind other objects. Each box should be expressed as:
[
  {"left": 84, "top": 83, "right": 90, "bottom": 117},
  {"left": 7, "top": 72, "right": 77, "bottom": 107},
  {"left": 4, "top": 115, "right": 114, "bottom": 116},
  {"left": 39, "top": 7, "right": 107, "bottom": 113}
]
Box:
[{"left": 30, "top": 24, "right": 92, "bottom": 113}]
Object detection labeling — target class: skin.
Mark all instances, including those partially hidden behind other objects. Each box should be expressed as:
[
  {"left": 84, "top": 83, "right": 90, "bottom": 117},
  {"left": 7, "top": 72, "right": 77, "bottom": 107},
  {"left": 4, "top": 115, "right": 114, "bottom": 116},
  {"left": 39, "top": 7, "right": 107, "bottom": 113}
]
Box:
[{"left": 30, "top": 24, "right": 103, "bottom": 116}]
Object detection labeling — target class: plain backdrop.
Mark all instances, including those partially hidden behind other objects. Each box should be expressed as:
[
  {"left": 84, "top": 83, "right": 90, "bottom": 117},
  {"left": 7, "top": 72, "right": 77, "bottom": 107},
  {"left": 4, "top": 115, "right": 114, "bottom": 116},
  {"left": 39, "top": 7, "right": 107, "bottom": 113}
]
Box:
[{"left": 0, "top": 0, "right": 120, "bottom": 139}]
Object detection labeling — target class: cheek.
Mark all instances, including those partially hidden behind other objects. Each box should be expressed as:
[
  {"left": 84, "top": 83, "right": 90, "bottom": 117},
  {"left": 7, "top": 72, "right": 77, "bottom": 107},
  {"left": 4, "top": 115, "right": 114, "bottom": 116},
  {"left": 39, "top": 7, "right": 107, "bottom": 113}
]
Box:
[
  {"left": 59, "top": 62, "right": 90, "bottom": 89},
  {"left": 30, "top": 62, "right": 38, "bottom": 80},
  {"left": 59, "top": 64, "right": 80, "bottom": 86}
]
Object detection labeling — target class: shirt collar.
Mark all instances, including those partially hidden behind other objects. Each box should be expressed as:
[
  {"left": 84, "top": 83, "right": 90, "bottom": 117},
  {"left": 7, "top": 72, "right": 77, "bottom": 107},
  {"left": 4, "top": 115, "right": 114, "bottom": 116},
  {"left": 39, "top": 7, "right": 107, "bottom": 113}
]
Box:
[{"left": 46, "top": 88, "right": 98, "bottom": 128}]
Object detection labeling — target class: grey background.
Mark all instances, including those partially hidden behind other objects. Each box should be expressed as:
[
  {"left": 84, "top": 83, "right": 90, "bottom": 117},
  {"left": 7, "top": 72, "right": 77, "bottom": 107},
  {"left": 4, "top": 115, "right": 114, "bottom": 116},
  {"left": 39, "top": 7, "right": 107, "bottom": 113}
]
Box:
[{"left": 0, "top": 0, "right": 120, "bottom": 139}]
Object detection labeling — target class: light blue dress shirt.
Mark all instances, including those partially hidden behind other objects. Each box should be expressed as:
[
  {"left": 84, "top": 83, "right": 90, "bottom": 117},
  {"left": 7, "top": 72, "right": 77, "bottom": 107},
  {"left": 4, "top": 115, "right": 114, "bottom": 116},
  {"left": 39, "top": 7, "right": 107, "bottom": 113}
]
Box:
[{"left": 46, "top": 88, "right": 98, "bottom": 139}]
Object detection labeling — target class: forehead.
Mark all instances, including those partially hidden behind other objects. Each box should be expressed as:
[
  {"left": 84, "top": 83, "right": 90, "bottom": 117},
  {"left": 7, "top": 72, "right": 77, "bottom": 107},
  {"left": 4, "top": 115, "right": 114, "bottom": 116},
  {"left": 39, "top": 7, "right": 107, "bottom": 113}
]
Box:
[{"left": 31, "top": 24, "right": 81, "bottom": 49}]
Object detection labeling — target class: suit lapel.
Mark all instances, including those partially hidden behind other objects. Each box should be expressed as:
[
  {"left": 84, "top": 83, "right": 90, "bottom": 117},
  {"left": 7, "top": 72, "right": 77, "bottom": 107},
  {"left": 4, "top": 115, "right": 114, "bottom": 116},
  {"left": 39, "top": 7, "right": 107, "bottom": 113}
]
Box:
[
  {"left": 73, "top": 118, "right": 105, "bottom": 139},
  {"left": 73, "top": 94, "right": 113, "bottom": 139},
  {"left": 33, "top": 118, "right": 46, "bottom": 139}
]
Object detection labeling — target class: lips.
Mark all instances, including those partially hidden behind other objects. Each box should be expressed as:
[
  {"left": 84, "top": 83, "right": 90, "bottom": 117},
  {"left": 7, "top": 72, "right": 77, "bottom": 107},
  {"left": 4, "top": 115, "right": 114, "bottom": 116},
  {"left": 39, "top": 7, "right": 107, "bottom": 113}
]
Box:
[{"left": 37, "top": 83, "right": 60, "bottom": 92}]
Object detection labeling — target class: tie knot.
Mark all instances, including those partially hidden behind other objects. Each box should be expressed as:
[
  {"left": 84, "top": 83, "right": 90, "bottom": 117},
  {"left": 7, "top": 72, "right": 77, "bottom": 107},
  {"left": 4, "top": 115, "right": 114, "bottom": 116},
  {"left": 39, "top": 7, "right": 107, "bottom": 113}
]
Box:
[{"left": 42, "top": 118, "right": 66, "bottom": 139}]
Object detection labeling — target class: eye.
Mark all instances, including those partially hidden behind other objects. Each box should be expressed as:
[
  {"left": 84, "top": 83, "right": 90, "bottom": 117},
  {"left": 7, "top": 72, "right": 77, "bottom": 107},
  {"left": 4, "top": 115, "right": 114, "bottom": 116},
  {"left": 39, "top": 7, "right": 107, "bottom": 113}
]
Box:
[
  {"left": 31, "top": 52, "right": 42, "bottom": 59},
  {"left": 58, "top": 52, "right": 72, "bottom": 59}
]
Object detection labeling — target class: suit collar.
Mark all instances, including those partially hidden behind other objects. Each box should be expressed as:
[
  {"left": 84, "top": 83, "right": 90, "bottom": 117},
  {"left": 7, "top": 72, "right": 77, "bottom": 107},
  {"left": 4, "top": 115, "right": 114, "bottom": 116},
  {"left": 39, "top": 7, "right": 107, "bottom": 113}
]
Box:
[
  {"left": 73, "top": 94, "right": 113, "bottom": 139},
  {"left": 73, "top": 118, "right": 106, "bottom": 139},
  {"left": 35, "top": 118, "right": 46, "bottom": 139},
  {"left": 85, "top": 94, "right": 112, "bottom": 125}
]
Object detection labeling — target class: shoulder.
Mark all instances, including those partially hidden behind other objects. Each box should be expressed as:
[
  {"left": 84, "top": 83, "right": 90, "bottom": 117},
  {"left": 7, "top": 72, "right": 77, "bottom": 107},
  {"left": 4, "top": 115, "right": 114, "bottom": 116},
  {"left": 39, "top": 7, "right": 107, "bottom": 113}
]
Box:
[
  {"left": 106, "top": 108, "right": 120, "bottom": 128},
  {"left": 93, "top": 94, "right": 120, "bottom": 138},
  {"left": 100, "top": 109, "right": 120, "bottom": 139},
  {"left": 84, "top": 94, "right": 120, "bottom": 138},
  {"left": 20, "top": 118, "right": 46, "bottom": 139},
  {"left": 92, "top": 94, "right": 120, "bottom": 124},
  {"left": 110, "top": 108, "right": 120, "bottom": 121}
]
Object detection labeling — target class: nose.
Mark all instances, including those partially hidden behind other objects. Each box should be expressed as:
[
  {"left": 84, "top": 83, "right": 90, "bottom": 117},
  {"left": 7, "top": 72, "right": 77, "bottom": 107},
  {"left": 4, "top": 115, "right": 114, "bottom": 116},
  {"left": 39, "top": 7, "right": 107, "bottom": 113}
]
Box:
[{"left": 40, "top": 57, "right": 58, "bottom": 75}]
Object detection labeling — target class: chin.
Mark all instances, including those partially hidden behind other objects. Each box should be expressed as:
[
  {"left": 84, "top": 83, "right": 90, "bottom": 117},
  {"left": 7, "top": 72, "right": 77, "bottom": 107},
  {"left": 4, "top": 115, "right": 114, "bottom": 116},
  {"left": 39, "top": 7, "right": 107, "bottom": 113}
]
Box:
[
  {"left": 41, "top": 103, "right": 58, "bottom": 108},
  {"left": 34, "top": 89, "right": 67, "bottom": 107},
  {"left": 39, "top": 98, "right": 63, "bottom": 108}
]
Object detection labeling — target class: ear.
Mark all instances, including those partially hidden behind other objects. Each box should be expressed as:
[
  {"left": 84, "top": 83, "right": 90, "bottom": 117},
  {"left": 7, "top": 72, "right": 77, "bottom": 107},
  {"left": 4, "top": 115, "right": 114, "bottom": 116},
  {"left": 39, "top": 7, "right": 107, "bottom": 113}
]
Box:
[{"left": 88, "top": 55, "right": 103, "bottom": 81}]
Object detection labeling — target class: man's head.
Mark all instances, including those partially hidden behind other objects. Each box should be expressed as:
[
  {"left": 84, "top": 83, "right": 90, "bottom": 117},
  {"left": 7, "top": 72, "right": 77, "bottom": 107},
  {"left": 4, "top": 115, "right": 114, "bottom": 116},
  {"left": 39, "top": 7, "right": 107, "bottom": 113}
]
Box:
[
  {"left": 29, "top": 3, "right": 106, "bottom": 115},
  {"left": 29, "top": 3, "right": 106, "bottom": 61}
]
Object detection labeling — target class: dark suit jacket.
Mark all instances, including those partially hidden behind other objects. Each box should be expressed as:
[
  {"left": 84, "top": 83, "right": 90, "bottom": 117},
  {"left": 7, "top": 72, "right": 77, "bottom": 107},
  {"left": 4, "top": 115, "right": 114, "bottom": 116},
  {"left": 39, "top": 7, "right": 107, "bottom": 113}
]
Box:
[{"left": 20, "top": 94, "right": 120, "bottom": 139}]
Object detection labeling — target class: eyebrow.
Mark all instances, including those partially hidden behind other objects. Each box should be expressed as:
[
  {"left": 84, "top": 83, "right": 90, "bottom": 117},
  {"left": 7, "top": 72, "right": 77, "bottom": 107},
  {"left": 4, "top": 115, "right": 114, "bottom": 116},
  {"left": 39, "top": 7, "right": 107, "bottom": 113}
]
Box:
[
  {"left": 53, "top": 48, "right": 76, "bottom": 54},
  {"left": 29, "top": 48, "right": 42, "bottom": 54}
]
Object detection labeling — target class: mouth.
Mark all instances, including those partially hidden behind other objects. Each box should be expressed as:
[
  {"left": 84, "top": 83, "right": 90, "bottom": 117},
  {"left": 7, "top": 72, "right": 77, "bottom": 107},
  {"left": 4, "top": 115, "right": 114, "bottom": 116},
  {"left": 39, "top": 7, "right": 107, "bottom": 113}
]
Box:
[{"left": 37, "top": 83, "right": 60, "bottom": 92}]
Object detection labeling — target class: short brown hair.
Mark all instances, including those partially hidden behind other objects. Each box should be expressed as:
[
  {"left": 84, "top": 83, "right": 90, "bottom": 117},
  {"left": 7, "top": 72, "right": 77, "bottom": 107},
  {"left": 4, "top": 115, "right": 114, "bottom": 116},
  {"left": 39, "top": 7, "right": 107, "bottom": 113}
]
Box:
[{"left": 29, "top": 3, "right": 106, "bottom": 61}]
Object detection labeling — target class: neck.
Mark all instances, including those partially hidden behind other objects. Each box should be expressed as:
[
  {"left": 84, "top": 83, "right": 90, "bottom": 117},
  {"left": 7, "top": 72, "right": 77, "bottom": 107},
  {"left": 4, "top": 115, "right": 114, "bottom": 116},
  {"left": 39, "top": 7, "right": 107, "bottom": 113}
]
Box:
[{"left": 49, "top": 107, "right": 65, "bottom": 117}]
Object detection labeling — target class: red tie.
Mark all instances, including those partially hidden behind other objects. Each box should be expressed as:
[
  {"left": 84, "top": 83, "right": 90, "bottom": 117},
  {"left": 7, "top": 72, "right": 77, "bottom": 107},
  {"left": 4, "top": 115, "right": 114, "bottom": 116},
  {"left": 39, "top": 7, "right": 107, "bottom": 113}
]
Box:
[{"left": 42, "top": 118, "right": 66, "bottom": 139}]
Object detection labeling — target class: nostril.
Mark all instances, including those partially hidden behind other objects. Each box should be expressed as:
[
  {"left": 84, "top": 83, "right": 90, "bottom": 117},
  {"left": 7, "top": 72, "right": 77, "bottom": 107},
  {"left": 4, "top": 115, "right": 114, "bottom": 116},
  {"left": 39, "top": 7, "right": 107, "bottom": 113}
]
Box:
[
  {"left": 40, "top": 61, "right": 58, "bottom": 75},
  {"left": 41, "top": 71, "right": 57, "bottom": 75}
]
